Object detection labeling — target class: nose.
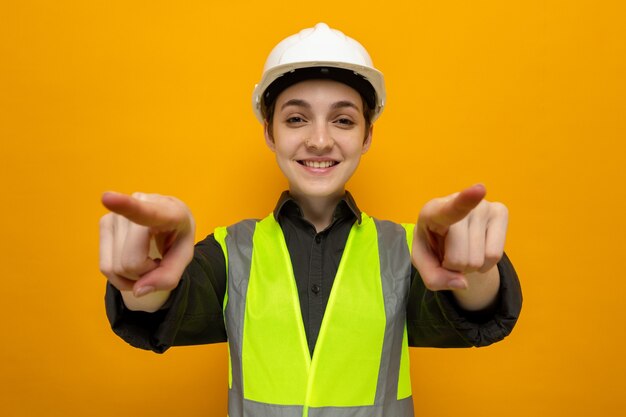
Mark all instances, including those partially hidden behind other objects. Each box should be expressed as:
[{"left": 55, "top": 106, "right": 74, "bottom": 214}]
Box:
[{"left": 305, "top": 122, "right": 334, "bottom": 152}]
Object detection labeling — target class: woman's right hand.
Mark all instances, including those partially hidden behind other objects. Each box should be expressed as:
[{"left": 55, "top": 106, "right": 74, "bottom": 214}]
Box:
[{"left": 99, "top": 192, "right": 195, "bottom": 312}]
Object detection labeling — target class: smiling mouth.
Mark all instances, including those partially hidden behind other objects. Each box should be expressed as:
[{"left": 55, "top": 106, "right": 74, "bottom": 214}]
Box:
[{"left": 297, "top": 160, "right": 339, "bottom": 169}]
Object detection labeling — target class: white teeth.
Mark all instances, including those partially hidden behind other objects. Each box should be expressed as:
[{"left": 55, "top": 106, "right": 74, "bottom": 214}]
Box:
[{"left": 303, "top": 160, "right": 335, "bottom": 169}]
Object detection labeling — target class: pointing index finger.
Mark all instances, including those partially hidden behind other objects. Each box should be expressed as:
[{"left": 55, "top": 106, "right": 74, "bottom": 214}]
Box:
[
  {"left": 431, "top": 184, "right": 487, "bottom": 228},
  {"left": 101, "top": 192, "right": 181, "bottom": 229}
]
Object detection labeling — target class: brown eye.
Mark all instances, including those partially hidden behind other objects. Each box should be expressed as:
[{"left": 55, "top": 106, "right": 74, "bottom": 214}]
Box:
[
  {"left": 286, "top": 116, "right": 306, "bottom": 124},
  {"left": 335, "top": 118, "right": 355, "bottom": 126}
]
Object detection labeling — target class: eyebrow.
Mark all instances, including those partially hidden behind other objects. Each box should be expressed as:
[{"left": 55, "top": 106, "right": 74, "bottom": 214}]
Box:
[
  {"left": 280, "top": 99, "right": 361, "bottom": 112},
  {"left": 280, "top": 99, "right": 310, "bottom": 111},
  {"left": 331, "top": 100, "right": 360, "bottom": 112}
]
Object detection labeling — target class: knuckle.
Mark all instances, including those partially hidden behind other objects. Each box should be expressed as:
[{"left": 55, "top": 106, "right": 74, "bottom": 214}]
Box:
[
  {"left": 146, "top": 193, "right": 166, "bottom": 204},
  {"left": 109, "top": 276, "right": 133, "bottom": 292},
  {"left": 99, "top": 213, "right": 113, "bottom": 231},
  {"left": 491, "top": 202, "right": 509, "bottom": 218},
  {"left": 419, "top": 199, "right": 440, "bottom": 219},
  {"left": 98, "top": 263, "right": 133, "bottom": 290},
  {"left": 112, "top": 263, "right": 125, "bottom": 277},
  {"left": 484, "top": 249, "right": 503, "bottom": 265},
  {"left": 118, "top": 257, "right": 135, "bottom": 273},
  {"left": 442, "top": 254, "right": 465, "bottom": 271},
  {"left": 473, "top": 203, "right": 488, "bottom": 217},
  {"left": 112, "top": 259, "right": 135, "bottom": 278},
  {"left": 420, "top": 274, "right": 440, "bottom": 291},
  {"left": 99, "top": 214, "right": 108, "bottom": 227},
  {"left": 146, "top": 193, "right": 168, "bottom": 204},
  {"left": 99, "top": 260, "right": 112, "bottom": 276},
  {"left": 467, "top": 255, "right": 484, "bottom": 271},
  {"left": 120, "top": 254, "right": 144, "bottom": 275}
]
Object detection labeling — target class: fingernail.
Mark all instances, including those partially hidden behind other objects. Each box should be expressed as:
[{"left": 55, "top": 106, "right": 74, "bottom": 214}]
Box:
[
  {"left": 134, "top": 286, "right": 155, "bottom": 297},
  {"left": 448, "top": 279, "right": 468, "bottom": 290}
]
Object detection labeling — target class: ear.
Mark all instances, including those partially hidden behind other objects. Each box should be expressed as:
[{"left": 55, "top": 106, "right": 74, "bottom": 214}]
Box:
[
  {"left": 361, "top": 124, "right": 373, "bottom": 154},
  {"left": 264, "top": 121, "right": 276, "bottom": 152}
]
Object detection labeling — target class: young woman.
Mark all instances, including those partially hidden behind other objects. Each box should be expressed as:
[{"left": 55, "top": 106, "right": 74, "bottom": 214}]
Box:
[{"left": 100, "top": 23, "right": 522, "bottom": 417}]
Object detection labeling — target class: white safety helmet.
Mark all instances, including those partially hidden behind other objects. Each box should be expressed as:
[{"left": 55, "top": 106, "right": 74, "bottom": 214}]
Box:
[{"left": 252, "top": 23, "right": 386, "bottom": 124}]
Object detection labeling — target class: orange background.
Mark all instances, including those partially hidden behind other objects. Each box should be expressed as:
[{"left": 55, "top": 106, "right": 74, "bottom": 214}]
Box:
[{"left": 1, "top": 1, "right": 625, "bottom": 416}]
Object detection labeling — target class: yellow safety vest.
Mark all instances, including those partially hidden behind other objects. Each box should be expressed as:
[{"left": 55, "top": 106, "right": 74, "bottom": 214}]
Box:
[{"left": 215, "top": 213, "right": 415, "bottom": 417}]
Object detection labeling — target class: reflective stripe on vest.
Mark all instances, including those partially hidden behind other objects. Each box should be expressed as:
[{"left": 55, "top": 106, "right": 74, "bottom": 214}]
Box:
[{"left": 215, "top": 213, "right": 415, "bottom": 417}]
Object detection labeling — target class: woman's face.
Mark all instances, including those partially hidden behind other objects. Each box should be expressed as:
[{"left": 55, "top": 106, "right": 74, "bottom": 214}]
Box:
[{"left": 265, "top": 79, "right": 372, "bottom": 201}]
